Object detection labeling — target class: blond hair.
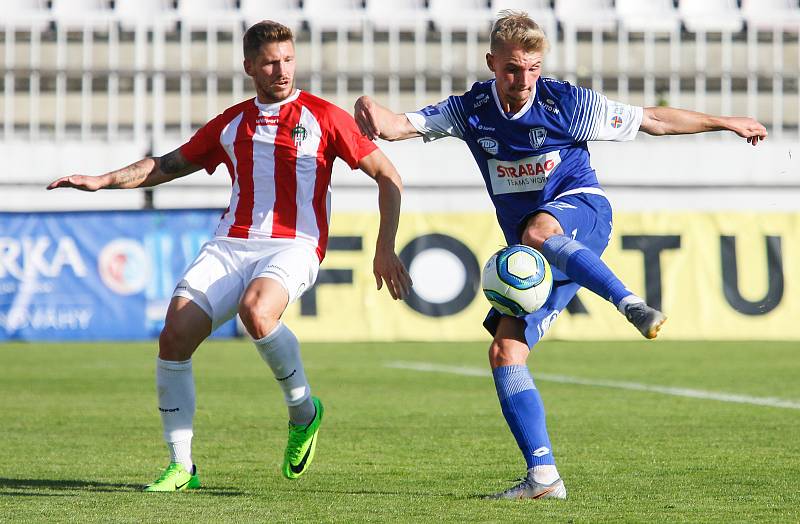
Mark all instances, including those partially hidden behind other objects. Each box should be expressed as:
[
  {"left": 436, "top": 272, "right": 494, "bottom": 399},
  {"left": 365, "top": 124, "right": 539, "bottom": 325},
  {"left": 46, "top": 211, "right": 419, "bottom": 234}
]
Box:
[
  {"left": 243, "top": 20, "right": 294, "bottom": 59},
  {"left": 490, "top": 10, "right": 550, "bottom": 54}
]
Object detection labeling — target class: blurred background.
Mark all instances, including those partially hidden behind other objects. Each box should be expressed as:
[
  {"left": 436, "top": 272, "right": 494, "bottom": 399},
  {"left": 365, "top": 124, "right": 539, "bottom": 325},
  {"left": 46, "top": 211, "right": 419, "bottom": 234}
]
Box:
[{"left": 1, "top": 0, "right": 799, "bottom": 342}]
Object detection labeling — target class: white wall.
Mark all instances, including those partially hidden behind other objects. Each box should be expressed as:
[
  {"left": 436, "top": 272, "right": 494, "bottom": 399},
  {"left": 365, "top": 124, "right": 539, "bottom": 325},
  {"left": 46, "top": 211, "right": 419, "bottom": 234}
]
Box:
[{"left": 2, "top": 137, "right": 798, "bottom": 212}]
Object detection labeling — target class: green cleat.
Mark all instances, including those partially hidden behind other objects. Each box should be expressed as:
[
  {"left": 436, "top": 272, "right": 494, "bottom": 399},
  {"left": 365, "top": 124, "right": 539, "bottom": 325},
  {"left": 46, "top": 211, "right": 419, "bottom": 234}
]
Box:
[
  {"left": 282, "top": 396, "right": 324, "bottom": 479},
  {"left": 144, "top": 462, "right": 200, "bottom": 492}
]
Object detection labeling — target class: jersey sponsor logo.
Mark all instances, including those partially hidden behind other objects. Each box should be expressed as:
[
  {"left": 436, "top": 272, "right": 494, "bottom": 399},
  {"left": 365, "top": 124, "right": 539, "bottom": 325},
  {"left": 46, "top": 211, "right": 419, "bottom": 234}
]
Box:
[
  {"left": 538, "top": 99, "right": 560, "bottom": 115},
  {"left": 529, "top": 127, "right": 547, "bottom": 149},
  {"left": 292, "top": 124, "right": 308, "bottom": 145},
  {"left": 473, "top": 93, "right": 490, "bottom": 109},
  {"left": 256, "top": 115, "right": 279, "bottom": 126},
  {"left": 477, "top": 136, "right": 499, "bottom": 155},
  {"left": 487, "top": 151, "right": 561, "bottom": 195},
  {"left": 477, "top": 124, "right": 496, "bottom": 131}
]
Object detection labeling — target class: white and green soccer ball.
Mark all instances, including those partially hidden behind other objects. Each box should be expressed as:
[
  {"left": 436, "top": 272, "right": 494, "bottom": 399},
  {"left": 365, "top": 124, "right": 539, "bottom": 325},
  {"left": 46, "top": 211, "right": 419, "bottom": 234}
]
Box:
[{"left": 481, "top": 244, "right": 553, "bottom": 317}]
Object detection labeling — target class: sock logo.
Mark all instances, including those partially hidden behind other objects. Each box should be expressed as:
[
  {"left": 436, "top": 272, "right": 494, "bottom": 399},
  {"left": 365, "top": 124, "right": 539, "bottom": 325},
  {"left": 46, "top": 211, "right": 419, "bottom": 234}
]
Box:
[
  {"left": 276, "top": 369, "right": 297, "bottom": 381},
  {"left": 158, "top": 407, "right": 180, "bottom": 413},
  {"left": 532, "top": 446, "right": 551, "bottom": 457}
]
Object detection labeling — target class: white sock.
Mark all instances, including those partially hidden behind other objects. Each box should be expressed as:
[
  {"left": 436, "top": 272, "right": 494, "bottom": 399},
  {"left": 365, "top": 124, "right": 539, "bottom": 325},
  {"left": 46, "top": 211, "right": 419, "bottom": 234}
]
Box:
[
  {"left": 156, "top": 357, "right": 195, "bottom": 471},
  {"left": 169, "top": 439, "right": 193, "bottom": 472},
  {"left": 530, "top": 465, "right": 560, "bottom": 485},
  {"left": 254, "top": 322, "right": 315, "bottom": 426},
  {"left": 617, "top": 294, "right": 645, "bottom": 315}
]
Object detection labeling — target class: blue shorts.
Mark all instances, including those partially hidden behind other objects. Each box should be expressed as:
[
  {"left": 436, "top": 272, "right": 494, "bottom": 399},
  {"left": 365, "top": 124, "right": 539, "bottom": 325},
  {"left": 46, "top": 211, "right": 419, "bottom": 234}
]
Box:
[{"left": 483, "top": 192, "right": 613, "bottom": 348}]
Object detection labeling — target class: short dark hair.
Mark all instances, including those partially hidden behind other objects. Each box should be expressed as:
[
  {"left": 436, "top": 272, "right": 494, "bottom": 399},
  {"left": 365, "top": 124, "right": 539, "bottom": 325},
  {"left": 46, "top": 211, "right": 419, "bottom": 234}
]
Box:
[{"left": 243, "top": 20, "right": 294, "bottom": 59}]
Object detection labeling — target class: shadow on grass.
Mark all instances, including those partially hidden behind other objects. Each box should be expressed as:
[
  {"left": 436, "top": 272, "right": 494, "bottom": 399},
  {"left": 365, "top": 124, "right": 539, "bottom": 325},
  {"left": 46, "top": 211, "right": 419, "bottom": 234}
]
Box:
[{"left": 0, "top": 478, "right": 243, "bottom": 496}]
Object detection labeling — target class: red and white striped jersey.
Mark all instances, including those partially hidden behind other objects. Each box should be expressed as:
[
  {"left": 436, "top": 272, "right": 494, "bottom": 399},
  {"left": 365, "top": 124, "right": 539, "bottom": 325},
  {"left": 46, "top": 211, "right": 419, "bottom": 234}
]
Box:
[{"left": 180, "top": 89, "right": 377, "bottom": 261}]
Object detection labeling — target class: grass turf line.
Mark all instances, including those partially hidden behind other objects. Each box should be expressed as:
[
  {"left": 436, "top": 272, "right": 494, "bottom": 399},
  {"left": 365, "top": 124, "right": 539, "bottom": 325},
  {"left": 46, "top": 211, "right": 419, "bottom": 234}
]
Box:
[{"left": 0, "top": 340, "right": 798, "bottom": 523}]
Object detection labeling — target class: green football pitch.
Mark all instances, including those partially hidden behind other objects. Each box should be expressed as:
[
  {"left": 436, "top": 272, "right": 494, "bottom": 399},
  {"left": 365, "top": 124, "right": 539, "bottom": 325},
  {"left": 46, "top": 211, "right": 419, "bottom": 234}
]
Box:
[{"left": 1, "top": 340, "right": 798, "bottom": 523}]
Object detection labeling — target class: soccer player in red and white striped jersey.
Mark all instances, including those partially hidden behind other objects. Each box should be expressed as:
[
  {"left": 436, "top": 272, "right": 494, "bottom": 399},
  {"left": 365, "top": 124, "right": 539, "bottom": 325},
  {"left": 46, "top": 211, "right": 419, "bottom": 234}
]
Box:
[{"left": 47, "top": 20, "right": 412, "bottom": 491}]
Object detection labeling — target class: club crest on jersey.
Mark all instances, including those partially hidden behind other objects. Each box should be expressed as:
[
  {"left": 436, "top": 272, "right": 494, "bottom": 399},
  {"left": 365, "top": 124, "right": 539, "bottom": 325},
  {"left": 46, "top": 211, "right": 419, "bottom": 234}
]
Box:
[
  {"left": 529, "top": 127, "right": 547, "bottom": 149},
  {"left": 477, "top": 136, "right": 498, "bottom": 155},
  {"left": 291, "top": 124, "right": 308, "bottom": 145}
]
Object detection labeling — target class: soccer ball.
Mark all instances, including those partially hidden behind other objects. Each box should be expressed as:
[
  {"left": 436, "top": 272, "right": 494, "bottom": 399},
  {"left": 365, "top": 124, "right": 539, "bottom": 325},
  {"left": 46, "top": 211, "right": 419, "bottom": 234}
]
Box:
[{"left": 481, "top": 244, "right": 553, "bottom": 317}]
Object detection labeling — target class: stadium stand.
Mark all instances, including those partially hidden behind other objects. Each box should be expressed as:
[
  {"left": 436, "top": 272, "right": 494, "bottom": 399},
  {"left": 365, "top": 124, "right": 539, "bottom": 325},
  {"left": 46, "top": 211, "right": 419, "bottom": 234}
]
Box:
[{"left": 1, "top": 1, "right": 798, "bottom": 210}]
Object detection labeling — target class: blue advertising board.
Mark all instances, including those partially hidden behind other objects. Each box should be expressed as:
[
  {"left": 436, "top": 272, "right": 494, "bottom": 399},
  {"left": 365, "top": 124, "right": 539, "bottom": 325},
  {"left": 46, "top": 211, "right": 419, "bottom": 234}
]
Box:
[{"left": 0, "top": 210, "right": 237, "bottom": 341}]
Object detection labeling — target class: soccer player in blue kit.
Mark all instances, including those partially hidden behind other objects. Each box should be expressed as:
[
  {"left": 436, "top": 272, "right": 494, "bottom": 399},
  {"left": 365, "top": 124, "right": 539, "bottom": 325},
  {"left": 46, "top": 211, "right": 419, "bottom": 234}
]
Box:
[{"left": 354, "top": 10, "right": 767, "bottom": 499}]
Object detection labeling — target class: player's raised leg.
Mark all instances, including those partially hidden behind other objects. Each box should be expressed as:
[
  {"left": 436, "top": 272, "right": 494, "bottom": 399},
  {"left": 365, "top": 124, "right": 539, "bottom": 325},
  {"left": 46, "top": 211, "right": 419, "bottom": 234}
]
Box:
[
  {"left": 145, "top": 297, "right": 210, "bottom": 492},
  {"left": 486, "top": 316, "right": 566, "bottom": 500},
  {"left": 239, "top": 275, "right": 323, "bottom": 479},
  {"left": 522, "top": 210, "right": 666, "bottom": 339}
]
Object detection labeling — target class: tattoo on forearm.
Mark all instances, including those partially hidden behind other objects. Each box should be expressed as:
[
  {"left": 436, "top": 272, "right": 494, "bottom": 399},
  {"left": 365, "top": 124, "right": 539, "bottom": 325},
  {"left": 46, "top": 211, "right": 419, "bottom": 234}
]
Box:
[
  {"left": 109, "top": 162, "right": 148, "bottom": 188},
  {"left": 160, "top": 150, "right": 189, "bottom": 175}
]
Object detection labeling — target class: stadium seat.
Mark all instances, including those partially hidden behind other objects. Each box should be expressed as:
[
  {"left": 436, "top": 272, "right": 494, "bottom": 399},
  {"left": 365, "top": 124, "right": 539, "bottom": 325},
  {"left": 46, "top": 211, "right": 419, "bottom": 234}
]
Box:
[
  {"left": 616, "top": 0, "right": 680, "bottom": 33},
  {"left": 428, "top": 0, "right": 493, "bottom": 32},
  {"left": 176, "top": 0, "right": 241, "bottom": 31},
  {"left": 365, "top": 0, "right": 427, "bottom": 32},
  {"left": 51, "top": 0, "right": 112, "bottom": 29},
  {"left": 554, "top": 0, "right": 616, "bottom": 30},
  {"left": 679, "top": 0, "right": 743, "bottom": 33},
  {"left": 490, "top": 0, "right": 557, "bottom": 37},
  {"left": 741, "top": 0, "right": 800, "bottom": 31},
  {"left": 303, "top": 0, "right": 366, "bottom": 31},
  {"left": 239, "top": 0, "right": 303, "bottom": 31},
  {"left": 114, "top": 0, "right": 177, "bottom": 31}
]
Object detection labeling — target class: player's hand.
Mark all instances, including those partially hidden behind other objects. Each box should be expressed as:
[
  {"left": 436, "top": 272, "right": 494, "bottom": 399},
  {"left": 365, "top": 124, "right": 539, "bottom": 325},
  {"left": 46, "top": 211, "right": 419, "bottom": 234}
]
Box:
[
  {"left": 354, "top": 95, "right": 380, "bottom": 140},
  {"left": 373, "top": 247, "right": 412, "bottom": 300},
  {"left": 46, "top": 174, "right": 107, "bottom": 191},
  {"left": 726, "top": 117, "right": 768, "bottom": 146}
]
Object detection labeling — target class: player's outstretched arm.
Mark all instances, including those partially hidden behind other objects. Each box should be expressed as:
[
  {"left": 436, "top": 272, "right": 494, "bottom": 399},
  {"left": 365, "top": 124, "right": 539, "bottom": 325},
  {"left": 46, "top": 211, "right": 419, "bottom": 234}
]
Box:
[
  {"left": 354, "top": 96, "right": 421, "bottom": 142},
  {"left": 640, "top": 107, "right": 768, "bottom": 146},
  {"left": 358, "top": 148, "right": 413, "bottom": 300},
  {"left": 46, "top": 147, "right": 202, "bottom": 191}
]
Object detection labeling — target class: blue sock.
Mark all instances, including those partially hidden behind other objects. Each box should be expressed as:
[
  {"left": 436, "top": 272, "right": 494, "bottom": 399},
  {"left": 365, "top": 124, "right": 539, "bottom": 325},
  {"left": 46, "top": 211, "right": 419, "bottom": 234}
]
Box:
[
  {"left": 541, "top": 234, "right": 631, "bottom": 307},
  {"left": 492, "top": 365, "right": 555, "bottom": 468}
]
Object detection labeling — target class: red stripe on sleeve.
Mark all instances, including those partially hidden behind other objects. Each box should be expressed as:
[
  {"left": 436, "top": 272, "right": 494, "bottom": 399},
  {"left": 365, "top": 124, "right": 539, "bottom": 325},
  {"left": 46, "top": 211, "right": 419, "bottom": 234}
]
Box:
[
  {"left": 229, "top": 104, "right": 258, "bottom": 238},
  {"left": 271, "top": 103, "right": 301, "bottom": 239}
]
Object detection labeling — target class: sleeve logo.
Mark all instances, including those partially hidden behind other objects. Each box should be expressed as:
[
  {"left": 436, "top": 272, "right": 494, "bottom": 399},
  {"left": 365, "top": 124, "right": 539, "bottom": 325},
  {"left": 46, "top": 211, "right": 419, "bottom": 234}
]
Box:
[{"left": 610, "top": 115, "right": 623, "bottom": 128}]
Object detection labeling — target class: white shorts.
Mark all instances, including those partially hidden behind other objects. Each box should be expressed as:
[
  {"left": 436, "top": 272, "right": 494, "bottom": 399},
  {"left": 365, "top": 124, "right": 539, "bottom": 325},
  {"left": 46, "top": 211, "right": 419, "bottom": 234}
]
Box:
[{"left": 172, "top": 237, "right": 320, "bottom": 329}]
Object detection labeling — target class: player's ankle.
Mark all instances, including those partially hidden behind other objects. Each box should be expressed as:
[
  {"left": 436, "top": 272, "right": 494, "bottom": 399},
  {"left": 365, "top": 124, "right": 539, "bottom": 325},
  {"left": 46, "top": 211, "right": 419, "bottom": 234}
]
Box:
[
  {"left": 617, "top": 294, "right": 645, "bottom": 314},
  {"left": 530, "top": 464, "right": 560, "bottom": 484}
]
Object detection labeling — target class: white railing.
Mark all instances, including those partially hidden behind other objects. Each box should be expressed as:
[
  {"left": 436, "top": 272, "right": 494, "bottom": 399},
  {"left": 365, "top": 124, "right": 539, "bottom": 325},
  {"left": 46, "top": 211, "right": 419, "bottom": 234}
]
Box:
[{"left": 1, "top": 4, "right": 798, "bottom": 153}]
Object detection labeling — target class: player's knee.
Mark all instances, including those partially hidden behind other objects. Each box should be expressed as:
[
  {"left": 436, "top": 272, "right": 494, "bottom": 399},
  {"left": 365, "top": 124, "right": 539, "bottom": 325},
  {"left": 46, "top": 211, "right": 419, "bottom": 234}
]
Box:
[
  {"left": 488, "top": 339, "right": 528, "bottom": 368},
  {"left": 158, "top": 324, "right": 193, "bottom": 361},
  {"left": 522, "top": 213, "right": 563, "bottom": 250},
  {"left": 238, "top": 300, "right": 280, "bottom": 340}
]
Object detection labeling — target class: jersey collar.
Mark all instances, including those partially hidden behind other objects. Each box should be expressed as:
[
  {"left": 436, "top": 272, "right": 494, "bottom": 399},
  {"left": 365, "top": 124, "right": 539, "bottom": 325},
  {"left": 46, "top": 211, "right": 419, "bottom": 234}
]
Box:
[
  {"left": 491, "top": 80, "right": 535, "bottom": 121},
  {"left": 254, "top": 88, "right": 301, "bottom": 111}
]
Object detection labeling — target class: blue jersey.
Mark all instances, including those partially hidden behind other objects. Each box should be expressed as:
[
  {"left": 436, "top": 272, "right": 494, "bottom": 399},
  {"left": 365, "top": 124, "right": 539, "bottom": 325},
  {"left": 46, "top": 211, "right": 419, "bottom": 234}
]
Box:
[{"left": 407, "top": 78, "right": 642, "bottom": 243}]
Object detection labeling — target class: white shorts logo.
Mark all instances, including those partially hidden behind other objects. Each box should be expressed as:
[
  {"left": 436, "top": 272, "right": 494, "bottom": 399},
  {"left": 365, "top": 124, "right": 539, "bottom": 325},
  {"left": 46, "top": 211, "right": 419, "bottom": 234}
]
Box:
[{"left": 488, "top": 151, "right": 562, "bottom": 195}]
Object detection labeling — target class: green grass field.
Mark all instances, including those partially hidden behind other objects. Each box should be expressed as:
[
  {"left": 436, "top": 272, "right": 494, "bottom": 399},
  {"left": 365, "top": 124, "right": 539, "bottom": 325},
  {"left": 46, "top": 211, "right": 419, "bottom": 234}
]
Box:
[{"left": 1, "top": 340, "right": 799, "bottom": 523}]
